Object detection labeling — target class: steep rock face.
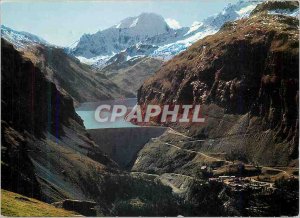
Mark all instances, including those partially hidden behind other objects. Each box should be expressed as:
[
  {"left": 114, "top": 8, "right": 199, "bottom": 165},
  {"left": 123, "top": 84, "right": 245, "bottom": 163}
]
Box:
[
  {"left": 1, "top": 38, "right": 117, "bottom": 201},
  {"left": 1, "top": 121, "right": 42, "bottom": 199},
  {"left": 22, "top": 45, "right": 133, "bottom": 104},
  {"left": 137, "top": 11, "right": 299, "bottom": 165},
  {"left": 1, "top": 39, "right": 81, "bottom": 138}
]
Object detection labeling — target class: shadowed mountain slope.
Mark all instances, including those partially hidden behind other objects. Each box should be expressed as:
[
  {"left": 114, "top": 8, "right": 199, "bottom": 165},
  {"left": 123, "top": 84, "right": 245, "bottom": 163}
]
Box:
[{"left": 21, "top": 45, "right": 133, "bottom": 104}]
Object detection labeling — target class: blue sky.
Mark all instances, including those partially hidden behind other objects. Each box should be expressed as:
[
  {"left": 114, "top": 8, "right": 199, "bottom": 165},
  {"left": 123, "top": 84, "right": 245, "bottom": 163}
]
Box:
[{"left": 1, "top": 0, "right": 238, "bottom": 47}]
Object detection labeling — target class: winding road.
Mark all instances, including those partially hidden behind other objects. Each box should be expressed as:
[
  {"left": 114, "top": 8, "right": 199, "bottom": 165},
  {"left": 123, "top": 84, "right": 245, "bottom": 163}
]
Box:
[{"left": 156, "top": 127, "right": 297, "bottom": 176}]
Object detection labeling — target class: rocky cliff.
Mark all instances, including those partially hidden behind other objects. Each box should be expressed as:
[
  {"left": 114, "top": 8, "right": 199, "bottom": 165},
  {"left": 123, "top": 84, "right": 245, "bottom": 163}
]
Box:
[
  {"left": 137, "top": 3, "right": 299, "bottom": 166},
  {"left": 1, "top": 38, "right": 116, "bottom": 200}
]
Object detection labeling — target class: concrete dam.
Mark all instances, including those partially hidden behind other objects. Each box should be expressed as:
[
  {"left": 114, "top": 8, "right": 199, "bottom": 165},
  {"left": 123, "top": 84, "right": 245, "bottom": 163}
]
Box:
[{"left": 88, "top": 127, "right": 166, "bottom": 169}]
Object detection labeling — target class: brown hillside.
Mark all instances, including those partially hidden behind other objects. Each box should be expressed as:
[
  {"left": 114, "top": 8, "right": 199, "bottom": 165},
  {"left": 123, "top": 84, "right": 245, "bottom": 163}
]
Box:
[{"left": 137, "top": 12, "right": 299, "bottom": 166}]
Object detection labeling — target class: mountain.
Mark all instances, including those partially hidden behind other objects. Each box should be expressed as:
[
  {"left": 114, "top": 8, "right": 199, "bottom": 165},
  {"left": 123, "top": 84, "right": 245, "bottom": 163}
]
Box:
[
  {"left": 1, "top": 38, "right": 116, "bottom": 200},
  {"left": 153, "top": 0, "right": 298, "bottom": 59},
  {"left": 98, "top": 43, "right": 160, "bottom": 69},
  {"left": 70, "top": 0, "right": 263, "bottom": 67},
  {"left": 71, "top": 13, "right": 186, "bottom": 59},
  {"left": 251, "top": 0, "right": 299, "bottom": 16},
  {"left": 1, "top": 25, "right": 48, "bottom": 49},
  {"left": 137, "top": 1, "right": 299, "bottom": 166},
  {"left": 22, "top": 45, "right": 134, "bottom": 103},
  {"left": 1, "top": 26, "right": 133, "bottom": 103},
  {"left": 68, "top": 0, "right": 263, "bottom": 98},
  {"left": 152, "top": 0, "right": 263, "bottom": 58},
  {"left": 1, "top": 39, "right": 189, "bottom": 216},
  {"left": 95, "top": 43, "right": 164, "bottom": 95},
  {"left": 2, "top": 0, "right": 299, "bottom": 216},
  {"left": 99, "top": 56, "right": 163, "bottom": 94},
  {"left": 133, "top": 2, "right": 299, "bottom": 216}
]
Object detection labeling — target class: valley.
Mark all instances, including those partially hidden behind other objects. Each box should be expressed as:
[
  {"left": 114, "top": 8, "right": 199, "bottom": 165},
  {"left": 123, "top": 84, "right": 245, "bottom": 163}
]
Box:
[{"left": 1, "top": 0, "right": 299, "bottom": 217}]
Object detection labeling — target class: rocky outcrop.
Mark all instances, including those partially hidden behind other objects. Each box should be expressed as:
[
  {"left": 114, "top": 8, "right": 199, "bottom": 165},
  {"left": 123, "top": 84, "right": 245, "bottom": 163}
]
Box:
[
  {"left": 1, "top": 26, "right": 134, "bottom": 104},
  {"left": 137, "top": 10, "right": 299, "bottom": 166}
]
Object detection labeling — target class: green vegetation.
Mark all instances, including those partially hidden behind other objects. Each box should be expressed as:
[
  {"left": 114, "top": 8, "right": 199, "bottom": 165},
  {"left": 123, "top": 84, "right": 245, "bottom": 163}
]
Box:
[{"left": 1, "top": 189, "right": 78, "bottom": 217}]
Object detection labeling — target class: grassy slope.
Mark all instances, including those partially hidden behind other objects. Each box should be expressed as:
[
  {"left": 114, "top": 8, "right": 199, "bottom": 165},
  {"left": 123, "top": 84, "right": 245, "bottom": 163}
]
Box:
[{"left": 1, "top": 189, "right": 79, "bottom": 217}]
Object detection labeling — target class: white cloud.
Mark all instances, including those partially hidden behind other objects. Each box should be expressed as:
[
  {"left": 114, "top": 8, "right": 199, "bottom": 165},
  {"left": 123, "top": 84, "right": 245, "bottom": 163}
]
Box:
[{"left": 165, "top": 18, "right": 181, "bottom": 29}]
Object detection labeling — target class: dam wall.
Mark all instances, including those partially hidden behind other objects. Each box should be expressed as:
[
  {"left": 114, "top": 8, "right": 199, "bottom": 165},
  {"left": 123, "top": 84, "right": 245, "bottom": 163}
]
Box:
[{"left": 88, "top": 127, "right": 166, "bottom": 169}]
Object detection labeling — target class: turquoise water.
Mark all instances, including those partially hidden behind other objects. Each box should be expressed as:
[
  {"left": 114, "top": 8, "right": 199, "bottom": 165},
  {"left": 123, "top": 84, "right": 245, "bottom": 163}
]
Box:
[
  {"left": 75, "top": 99, "right": 138, "bottom": 129},
  {"left": 76, "top": 110, "right": 137, "bottom": 129}
]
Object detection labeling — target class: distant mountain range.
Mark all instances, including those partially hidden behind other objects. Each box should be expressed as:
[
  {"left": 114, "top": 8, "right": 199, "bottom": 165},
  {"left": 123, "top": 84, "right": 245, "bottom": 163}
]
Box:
[
  {"left": 71, "top": 13, "right": 181, "bottom": 57},
  {"left": 1, "top": 0, "right": 298, "bottom": 96},
  {"left": 0, "top": 0, "right": 266, "bottom": 68},
  {"left": 2, "top": 0, "right": 299, "bottom": 69},
  {"left": 69, "top": 0, "right": 265, "bottom": 68}
]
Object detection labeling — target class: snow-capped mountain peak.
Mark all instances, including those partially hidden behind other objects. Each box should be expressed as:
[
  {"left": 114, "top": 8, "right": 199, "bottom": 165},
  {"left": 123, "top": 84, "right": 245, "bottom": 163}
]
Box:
[
  {"left": 115, "top": 16, "right": 137, "bottom": 29},
  {"left": 114, "top": 13, "right": 169, "bottom": 33},
  {"left": 71, "top": 12, "right": 173, "bottom": 58},
  {"left": 1, "top": 25, "right": 48, "bottom": 49},
  {"left": 203, "top": 0, "right": 261, "bottom": 29},
  {"left": 165, "top": 18, "right": 181, "bottom": 29},
  {"left": 152, "top": 0, "right": 263, "bottom": 59},
  {"left": 71, "top": 0, "right": 263, "bottom": 66}
]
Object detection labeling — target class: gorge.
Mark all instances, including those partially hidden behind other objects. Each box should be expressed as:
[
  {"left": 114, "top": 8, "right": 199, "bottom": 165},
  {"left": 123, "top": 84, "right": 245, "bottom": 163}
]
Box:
[{"left": 1, "top": 0, "right": 299, "bottom": 216}]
